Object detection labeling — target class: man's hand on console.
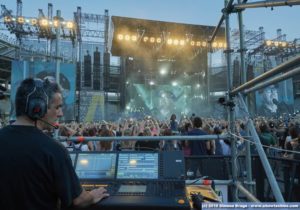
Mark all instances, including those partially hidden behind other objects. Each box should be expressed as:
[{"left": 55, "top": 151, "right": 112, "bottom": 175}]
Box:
[{"left": 90, "top": 187, "right": 110, "bottom": 203}]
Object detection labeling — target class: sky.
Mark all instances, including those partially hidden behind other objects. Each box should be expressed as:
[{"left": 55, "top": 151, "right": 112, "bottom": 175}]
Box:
[{"left": 1, "top": 0, "right": 300, "bottom": 41}]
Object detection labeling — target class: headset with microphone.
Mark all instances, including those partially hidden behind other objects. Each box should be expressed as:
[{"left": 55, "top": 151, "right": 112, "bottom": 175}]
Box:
[{"left": 25, "top": 78, "right": 58, "bottom": 129}]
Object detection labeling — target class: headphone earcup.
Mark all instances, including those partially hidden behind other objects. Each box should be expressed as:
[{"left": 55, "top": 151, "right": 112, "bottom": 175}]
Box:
[
  {"left": 25, "top": 79, "right": 48, "bottom": 120},
  {"left": 27, "top": 98, "right": 47, "bottom": 119}
]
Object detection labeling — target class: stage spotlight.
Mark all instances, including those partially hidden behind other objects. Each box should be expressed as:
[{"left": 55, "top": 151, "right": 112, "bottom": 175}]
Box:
[
  {"left": 266, "top": 40, "right": 272, "bottom": 46},
  {"left": 131, "top": 35, "right": 137, "bottom": 41},
  {"left": 179, "top": 40, "right": 185, "bottom": 46},
  {"left": 167, "top": 39, "right": 173, "bottom": 45},
  {"left": 212, "top": 42, "right": 218, "bottom": 48},
  {"left": 173, "top": 39, "right": 179, "bottom": 45},
  {"left": 4, "top": 16, "right": 12, "bottom": 22},
  {"left": 143, "top": 36, "right": 149, "bottom": 42},
  {"left": 218, "top": 42, "right": 223, "bottom": 48},
  {"left": 281, "top": 42, "right": 287, "bottom": 47},
  {"left": 40, "top": 19, "right": 49, "bottom": 27},
  {"left": 274, "top": 41, "right": 279, "bottom": 47},
  {"left": 117, "top": 34, "right": 124, "bottom": 40},
  {"left": 125, "top": 34, "right": 130, "bottom": 41},
  {"left": 172, "top": 81, "right": 178, "bottom": 86},
  {"left": 196, "top": 41, "right": 201, "bottom": 47},
  {"left": 149, "top": 80, "right": 155, "bottom": 85},
  {"left": 159, "top": 69, "right": 167, "bottom": 75},
  {"left": 156, "top": 38, "right": 162, "bottom": 43},
  {"left": 190, "top": 41, "right": 195, "bottom": 46},
  {"left": 196, "top": 84, "right": 200, "bottom": 88},
  {"left": 17, "top": 17, "right": 25, "bottom": 24},
  {"left": 53, "top": 20, "right": 59, "bottom": 27},
  {"left": 66, "top": 21, "right": 74, "bottom": 29},
  {"left": 202, "top": 41, "right": 207, "bottom": 47},
  {"left": 150, "top": 37, "right": 155, "bottom": 43},
  {"left": 31, "top": 18, "right": 37, "bottom": 25}
]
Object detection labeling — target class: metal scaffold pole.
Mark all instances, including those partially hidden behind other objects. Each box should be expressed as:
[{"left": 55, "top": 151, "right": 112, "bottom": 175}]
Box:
[
  {"left": 224, "top": 0, "right": 238, "bottom": 201},
  {"left": 237, "top": 0, "right": 254, "bottom": 193},
  {"left": 237, "top": 93, "right": 284, "bottom": 202},
  {"left": 55, "top": 10, "right": 61, "bottom": 84}
]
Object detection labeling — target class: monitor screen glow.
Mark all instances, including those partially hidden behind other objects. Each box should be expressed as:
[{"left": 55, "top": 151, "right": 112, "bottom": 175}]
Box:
[
  {"left": 117, "top": 153, "right": 158, "bottom": 179},
  {"left": 76, "top": 153, "right": 116, "bottom": 179}
]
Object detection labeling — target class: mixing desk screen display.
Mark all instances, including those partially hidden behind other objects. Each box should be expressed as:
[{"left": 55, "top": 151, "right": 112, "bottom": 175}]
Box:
[
  {"left": 117, "top": 153, "right": 158, "bottom": 179},
  {"left": 76, "top": 153, "right": 116, "bottom": 179}
]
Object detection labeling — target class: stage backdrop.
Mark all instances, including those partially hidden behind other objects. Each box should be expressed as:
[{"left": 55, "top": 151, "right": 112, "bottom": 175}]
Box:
[
  {"left": 253, "top": 60, "right": 294, "bottom": 117},
  {"left": 128, "top": 84, "right": 192, "bottom": 119},
  {"left": 10, "top": 60, "right": 76, "bottom": 121},
  {"left": 79, "top": 90, "right": 105, "bottom": 122}
]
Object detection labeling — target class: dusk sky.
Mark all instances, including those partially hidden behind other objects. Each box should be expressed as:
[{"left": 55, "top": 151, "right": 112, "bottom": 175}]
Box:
[{"left": 2, "top": 0, "right": 300, "bottom": 40}]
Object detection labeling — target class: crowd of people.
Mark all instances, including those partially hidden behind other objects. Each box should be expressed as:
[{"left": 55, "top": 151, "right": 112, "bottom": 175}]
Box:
[
  {"left": 1, "top": 77, "right": 300, "bottom": 209},
  {"left": 48, "top": 112, "right": 300, "bottom": 160}
]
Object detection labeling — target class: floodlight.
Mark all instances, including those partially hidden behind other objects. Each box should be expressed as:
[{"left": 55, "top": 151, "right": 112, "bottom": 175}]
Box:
[
  {"left": 125, "top": 34, "right": 130, "bottom": 41},
  {"left": 167, "top": 39, "right": 173, "bottom": 45},
  {"left": 117, "top": 34, "right": 124, "bottom": 40},
  {"left": 40, "top": 19, "right": 48, "bottom": 27},
  {"left": 179, "top": 40, "right": 185, "bottom": 46},
  {"left": 274, "top": 41, "right": 279, "bottom": 47},
  {"left": 173, "top": 39, "right": 179, "bottom": 45},
  {"left": 17, "top": 17, "right": 25, "bottom": 24},
  {"left": 212, "top": 42, "right": 218, "bottom": 48},
  {"left": 150, "top": 37, "right": 155, "bottom": 43},
  {"left": 196, "top": 41, "right": 201, "bottom": 47},
  {"left": 190, "top": 41, "right": 195, "bottom": 46},
  {"left": 66, "top": 21, "right": 74, "bottom": 29},
  {"left": 202, "top": 41, "right": 207, "bottom": 47},
  {"left": 131, "top": 35, "right": 137, "bottom": 41},
  {"left": 4, "top": 16, "right": 12, "bottom": 22},
  {"left": 53, "top": 20, "right": 59, "bottom": 27},
  {"left": 281, "top": 42, "right": 287, "bottom": 47},
  {"left": 31, "top": 18, "right": 37, "bottom": 25},
  {"left": 266, "top": 40, "right": 272, "bottom": 46},
  {"left": 156, "top": 38, "right": 162, "bottom": 43},
  {"left": 143, "top": 36, "right": 149, "bottom": 42}
]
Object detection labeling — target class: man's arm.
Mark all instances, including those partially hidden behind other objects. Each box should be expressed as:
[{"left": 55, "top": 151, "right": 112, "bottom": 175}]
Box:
[{"left": 73, "top": 187, "right": 109, "bottom": 208}]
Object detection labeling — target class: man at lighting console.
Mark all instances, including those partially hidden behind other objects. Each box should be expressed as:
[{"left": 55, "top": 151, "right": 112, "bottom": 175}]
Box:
[{"left": 0, "top": 78, "right": 109, "bottom": 209}]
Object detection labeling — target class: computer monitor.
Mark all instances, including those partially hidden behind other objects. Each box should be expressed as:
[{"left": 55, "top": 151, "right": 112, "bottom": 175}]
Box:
[
  {"left": 117, "top": 153, "right": 159, "bottom": 179},
  {"left": 76, "top": 153, "right": 117, "bottom": 179}
]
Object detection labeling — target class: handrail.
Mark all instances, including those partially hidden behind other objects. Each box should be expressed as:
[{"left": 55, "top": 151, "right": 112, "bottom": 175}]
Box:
[{"left": 57, "top": 134, "right": 229, "bottom": 142}]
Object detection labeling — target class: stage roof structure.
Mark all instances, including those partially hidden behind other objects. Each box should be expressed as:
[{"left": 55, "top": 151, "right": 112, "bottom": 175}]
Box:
[{"left": 110, "top": 16, "right": 225, "bottom": 58}]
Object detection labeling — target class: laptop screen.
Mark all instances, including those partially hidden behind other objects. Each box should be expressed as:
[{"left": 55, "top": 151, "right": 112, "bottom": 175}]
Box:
[
  {"left": 117, "top": 153, "right": 159, "bottom": 179},
  {"left": 76, "top": 153, "right": 117, "bottom": 179}
]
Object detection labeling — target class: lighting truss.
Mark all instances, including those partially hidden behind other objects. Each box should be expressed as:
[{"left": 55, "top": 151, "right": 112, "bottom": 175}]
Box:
[{"left": 2, "top": 15, "right": 77, "bottom": 45}]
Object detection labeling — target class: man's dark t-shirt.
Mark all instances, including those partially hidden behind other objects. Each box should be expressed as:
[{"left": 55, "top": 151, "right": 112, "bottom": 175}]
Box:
[
  {"left": 188, "top": 128, "right": 208, "bottom": 155},
  {"left": 0, "top": 125, "right": 82, "bottom": 210}
]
